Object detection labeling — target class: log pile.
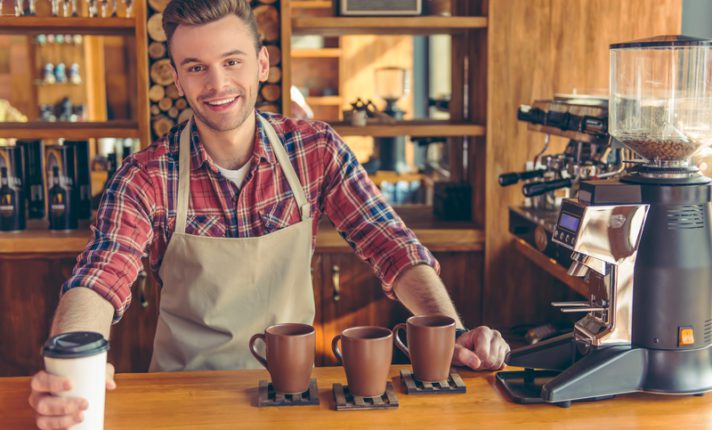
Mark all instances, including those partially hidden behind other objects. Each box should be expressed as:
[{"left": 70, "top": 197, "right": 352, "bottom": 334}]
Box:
[{"left": 147, "top": 1, "right": 283, "bottom": 140}]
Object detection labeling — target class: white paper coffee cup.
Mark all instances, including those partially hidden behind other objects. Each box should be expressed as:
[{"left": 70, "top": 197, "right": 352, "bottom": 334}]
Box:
[{"left": 43, "top": 332, "right": 110, "bottom": 430}]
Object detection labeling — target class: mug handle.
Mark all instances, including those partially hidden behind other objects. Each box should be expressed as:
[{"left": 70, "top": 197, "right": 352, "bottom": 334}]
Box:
[
  {"left": 393, "top": 323, "right": 410, "bottom": 360},
  {"left": 331, "top": 334, "right": 343, "bottom": 364},
  {"left": 249, "top": 333, "right": 268, "bottom": 369}
]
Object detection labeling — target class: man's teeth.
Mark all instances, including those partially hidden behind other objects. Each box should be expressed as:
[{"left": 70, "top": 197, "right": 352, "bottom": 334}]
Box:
[{"left": 207, "top": 97, "right": 236, "bottom": 106}]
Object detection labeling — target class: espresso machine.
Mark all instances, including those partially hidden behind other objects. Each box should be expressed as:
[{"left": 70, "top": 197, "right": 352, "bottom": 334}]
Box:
[{"left": 497, "top": 35, "right": 712, "bottom": 406}]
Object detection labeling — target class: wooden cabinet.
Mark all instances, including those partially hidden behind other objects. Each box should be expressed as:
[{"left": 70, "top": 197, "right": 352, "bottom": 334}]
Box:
[{"left": 0, "top": 248, "right": 481, "bottom": 375}]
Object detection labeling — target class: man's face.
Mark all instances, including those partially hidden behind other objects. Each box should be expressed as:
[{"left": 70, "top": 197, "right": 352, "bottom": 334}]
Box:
[{"left": 169, "top": 15, "right": 269, "bottom": 132}]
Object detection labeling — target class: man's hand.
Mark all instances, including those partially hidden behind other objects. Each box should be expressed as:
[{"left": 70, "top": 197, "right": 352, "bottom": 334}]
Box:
[
  {"left": 28, "top": 363, "right": 117, "bottom": 430},
  {"left": 452, "top": 326, "right": 510, "bottom": 370}
]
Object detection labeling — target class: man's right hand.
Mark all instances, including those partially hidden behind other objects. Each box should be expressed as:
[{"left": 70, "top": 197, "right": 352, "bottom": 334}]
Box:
[{"left": 28, "top": 363, "right": 116, "bottom": 430}]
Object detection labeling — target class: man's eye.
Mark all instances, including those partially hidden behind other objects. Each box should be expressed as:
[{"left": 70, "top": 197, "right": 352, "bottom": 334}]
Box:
[
  {"left": 226, "top": 59, "right": 241, "bottom": 66},
  {"left": 189, "top": 65, "right": 205, "bottom": 72}
]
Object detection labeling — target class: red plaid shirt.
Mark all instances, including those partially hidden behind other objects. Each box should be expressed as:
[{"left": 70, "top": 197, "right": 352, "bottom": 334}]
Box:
[{"left": 63, "top": 112, "right": 439, "bottom": 322}]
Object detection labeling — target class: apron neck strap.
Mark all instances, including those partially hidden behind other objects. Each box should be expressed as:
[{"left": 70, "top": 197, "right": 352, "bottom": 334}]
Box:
[
  {"left": 257, "top": 115, "right": 310, "bottom": 220},
  {"left": 175, "top": 115, "right": 311, "bottom": 235},
  {"left": 176, "top": 118, "right": 193, "bottom": 235}
]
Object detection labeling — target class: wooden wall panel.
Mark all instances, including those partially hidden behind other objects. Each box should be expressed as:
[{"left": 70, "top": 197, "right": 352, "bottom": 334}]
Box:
[{"left": 484, "top": 0, "right": 682, "bottom": 329}]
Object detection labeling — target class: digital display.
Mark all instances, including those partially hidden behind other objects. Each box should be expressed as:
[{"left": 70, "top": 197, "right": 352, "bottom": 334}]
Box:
[{"left": 559, "top": 213, "right": 580, "bottom": 232}]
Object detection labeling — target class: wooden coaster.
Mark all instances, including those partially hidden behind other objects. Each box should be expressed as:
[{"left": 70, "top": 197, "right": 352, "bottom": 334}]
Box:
[
  {"left": 400, "top": 369, "right": 467, "bottom": 394},
  {"left": 333, "top": 382, "right": 399, "bottom": 411},
  {"left": 257, "top": 379, "right": 320, "bottom": 407}
]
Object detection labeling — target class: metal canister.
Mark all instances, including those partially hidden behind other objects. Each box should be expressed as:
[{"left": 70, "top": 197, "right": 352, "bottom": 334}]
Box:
[
  {"left": 0, "top": 145, "right": 26, "bottom": 231},
  {"left": 45, "top": 144, "right": 77, "bottom": 230}
]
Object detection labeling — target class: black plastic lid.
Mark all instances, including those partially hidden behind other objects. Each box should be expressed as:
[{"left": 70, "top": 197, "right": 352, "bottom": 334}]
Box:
[
  {"left": 611, "top": 35, "right": 712, "bottom": 49},
  {"left": 43, "top": 332, "right": 109, "bottom": 359}
]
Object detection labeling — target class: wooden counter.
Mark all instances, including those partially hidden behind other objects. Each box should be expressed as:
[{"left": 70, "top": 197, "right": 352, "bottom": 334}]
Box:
[{"left": 1, "top": 365, "right": 710, "bottom": 429}]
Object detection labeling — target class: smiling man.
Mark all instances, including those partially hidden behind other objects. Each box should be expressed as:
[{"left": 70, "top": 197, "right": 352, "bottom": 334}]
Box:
[{"left": 28, "top": 1, "right": 510, "bottom": 428}]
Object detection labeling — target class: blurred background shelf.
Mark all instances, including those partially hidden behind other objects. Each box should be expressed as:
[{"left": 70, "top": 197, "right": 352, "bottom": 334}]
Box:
[
  {"left": 0, "top": 17, "right": 135, "bottom": 35},
  {"left": 331, "top": 120, "right": 486, "bottom": 137},
  {"left": 292, "top": 16, "right": 488, "bottom": 36},
  {"left": 0, "top": 121, "right": 140, "bottom": 139},
  {"left": 291, "top": 48, "right": 342, "bottom": 58}
]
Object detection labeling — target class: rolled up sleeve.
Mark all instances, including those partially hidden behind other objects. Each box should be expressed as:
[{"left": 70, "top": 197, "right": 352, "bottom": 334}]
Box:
[
  {"left": 319, "top": 126, "right": 440, "bottom": 298},
  {"left": 61, "top": 157, "right": 156, "bottom": 323}
]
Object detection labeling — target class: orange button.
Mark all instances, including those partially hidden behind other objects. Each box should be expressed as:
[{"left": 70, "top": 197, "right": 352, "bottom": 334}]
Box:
[{"left": 679, "top": 327, "right": 695, "bottom": 346}]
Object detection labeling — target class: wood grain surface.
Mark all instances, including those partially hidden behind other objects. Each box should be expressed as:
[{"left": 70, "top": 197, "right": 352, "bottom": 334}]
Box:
[{"left": 0, "top": 365, "right": 710, "bottom": 429}]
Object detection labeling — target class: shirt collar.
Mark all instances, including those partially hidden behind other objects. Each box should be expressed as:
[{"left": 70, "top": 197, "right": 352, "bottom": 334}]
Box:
[{"left": 184, "top": 111, "right": 277, "bottom": 172}]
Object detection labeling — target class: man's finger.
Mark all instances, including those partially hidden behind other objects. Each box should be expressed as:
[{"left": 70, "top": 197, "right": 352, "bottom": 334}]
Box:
[
  {"left": 36, "top": 412, "right": 83, "bottom": 430},
  {"left": 32, "top": 395, "right": 87, "bottom": 417},
  {"left": 453, "top": 344, "right": 482, "bottom": 370},
  {"left": 31, "top": 371, "right": 71, "bottom": 394},
  {"left": 106, "top": 363, "right": 117, "bottom": 390}
]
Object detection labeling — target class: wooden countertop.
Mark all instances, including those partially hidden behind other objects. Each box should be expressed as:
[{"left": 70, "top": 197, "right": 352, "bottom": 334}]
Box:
[{"left": 1, "top": 365, "right": 710, "bottom": 429}]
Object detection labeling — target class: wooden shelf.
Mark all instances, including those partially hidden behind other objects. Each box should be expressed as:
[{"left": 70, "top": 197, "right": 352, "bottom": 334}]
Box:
[
  {"left": 305, "top": 96, "right": 342, "bottom": 106},
  {"left": 0, "top": 221, "right": 92, "bottom": 254},
  {"left": 0, "top": 121, "right": 140, "bottom": 139},
  {"left": 331, "top": 120, "right": 486, "bottom": 137},
  {"left": 0, "top": 17, "right": 135, "bottom": 35},
  {"left": 292, "top": 16, "right": 487, "bottom": 36},
  {"left": 513, "top": 238, "right": 587, "bottom": 297},
  {"left": 292, "top": 48, "right": 342, "bottom": 58},
  {"left": 291, "top": 1, "right": 333, "bottom": 9},
  {"left": 0, "top": 206, "right": 484, "bottom": 254}
]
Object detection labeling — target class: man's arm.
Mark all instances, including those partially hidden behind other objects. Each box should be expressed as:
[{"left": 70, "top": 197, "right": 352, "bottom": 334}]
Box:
[
  {"left": 393, "top": 264, "right": 510, "bottom": 370},
  {"left": 29, "top": 156, "right": 156, "bottom": 429},
  {"left": 392, "top": 264, "right": 463, "bottom": 327},
  {"left": 50, "top": 287, "right": 114, "bottom": 339}
]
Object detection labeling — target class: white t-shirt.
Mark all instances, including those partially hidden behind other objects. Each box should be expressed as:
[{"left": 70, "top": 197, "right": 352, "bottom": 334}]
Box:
[{"left": 216, "top": 162, "right": 251, "bottom": 189}]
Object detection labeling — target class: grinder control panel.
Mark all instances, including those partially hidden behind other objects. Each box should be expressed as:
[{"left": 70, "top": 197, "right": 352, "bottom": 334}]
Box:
[{"left": 552, "top": 201, "right": 585, "bottom": 249}]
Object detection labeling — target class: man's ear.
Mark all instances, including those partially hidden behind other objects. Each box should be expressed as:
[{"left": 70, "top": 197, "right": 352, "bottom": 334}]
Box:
[
  {"left": 171, "top": 65, "right": 184, "bottom": 96},
  {"left": 258, "top": 46, "right": 269, "bottom": 82}
]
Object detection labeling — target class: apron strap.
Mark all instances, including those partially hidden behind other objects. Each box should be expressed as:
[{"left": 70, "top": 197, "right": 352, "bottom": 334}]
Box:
[
  {"left": 257, "top": 115, "right": 311, "bottom": 220},
  {"left": 176, "top": 119, "right": 193, "bottom": 235}
]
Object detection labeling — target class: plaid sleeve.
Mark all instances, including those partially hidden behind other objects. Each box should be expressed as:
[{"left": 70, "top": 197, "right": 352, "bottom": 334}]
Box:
[
  {"left": 319, "top": 126, "right": 440, "bottom": 298},
  {"left": 61, "top": 156, "right": 156, "bottom": 324}
]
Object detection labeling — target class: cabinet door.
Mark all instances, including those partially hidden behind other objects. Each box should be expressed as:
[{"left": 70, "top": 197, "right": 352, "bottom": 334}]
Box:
[
  {"left": 0, "top": 254, "right": 74, "bottom": 376},
  {"left": 108, "top": 259, "right": 160, "bottom": 373},
  {"left": 315, "top": 251, "right": 484, "bottom": 366},
  {"left": 319, "top": 252, "right": 411, "bottom": 366},
  {"left": 0, "top": 254, "right": 160, "bottom": 376},
  {"left": 310, "top": 252, "right": 324, "bottom": 366},
  {"left": 434, "top": 251, "right": 484, "bottom": 330}
]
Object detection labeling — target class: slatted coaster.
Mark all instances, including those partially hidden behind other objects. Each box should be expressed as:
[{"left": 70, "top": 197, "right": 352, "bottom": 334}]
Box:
[
  {"left": 257, "top": 379, "right": 320, "bottom": 407},
  {"left": 400, "top": 369, "right": 467, "bottom": 394},
  {"left": 333, "top": 382, "right": 399, "bottom": 411}
]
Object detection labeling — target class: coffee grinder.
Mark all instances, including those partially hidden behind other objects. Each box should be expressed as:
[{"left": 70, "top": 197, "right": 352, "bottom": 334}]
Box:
[{"left": 497, "top": 35, "right": 712, "bottom": 406}]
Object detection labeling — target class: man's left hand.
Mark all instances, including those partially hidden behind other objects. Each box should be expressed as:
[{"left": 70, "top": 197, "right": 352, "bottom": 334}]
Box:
[{"left": 452, "top": 326, "right": 510, "bottom": 370}]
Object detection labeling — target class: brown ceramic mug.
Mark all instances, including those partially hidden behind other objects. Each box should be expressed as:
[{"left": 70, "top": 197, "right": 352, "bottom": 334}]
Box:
[
  {"left": 332, "top": 326, "right": 393, "bottom": 397},
  {"left": 249, "top": 323, "right": 315, "bottom": 394},
  {"left": 393, "top": 315, "right": 456, "bottom": 382}
]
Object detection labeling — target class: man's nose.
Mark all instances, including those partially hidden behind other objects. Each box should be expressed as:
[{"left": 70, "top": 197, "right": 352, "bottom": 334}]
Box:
[{"left": 205, "top": 66, "right": 229, "bottom": 93}]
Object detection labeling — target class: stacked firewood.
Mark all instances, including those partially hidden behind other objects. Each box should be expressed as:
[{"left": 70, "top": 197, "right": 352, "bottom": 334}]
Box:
[{"left": 147, "top": 0, "right": 282, "bottom": 140}]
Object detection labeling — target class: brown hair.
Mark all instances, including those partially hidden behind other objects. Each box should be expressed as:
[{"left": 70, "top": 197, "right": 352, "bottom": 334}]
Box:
[{"left": 162, "top": 0, "right": 262, "bottom": 55}]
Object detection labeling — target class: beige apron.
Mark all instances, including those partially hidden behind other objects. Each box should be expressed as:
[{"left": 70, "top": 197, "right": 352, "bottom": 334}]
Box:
[{"left": 149, "top": 115, "right": 315, "bottom": 372}]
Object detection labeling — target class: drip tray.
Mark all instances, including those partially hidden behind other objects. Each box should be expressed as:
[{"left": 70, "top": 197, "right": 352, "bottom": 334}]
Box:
[{"left": 496, "top": 369, "right": 614, "bottom": 407}]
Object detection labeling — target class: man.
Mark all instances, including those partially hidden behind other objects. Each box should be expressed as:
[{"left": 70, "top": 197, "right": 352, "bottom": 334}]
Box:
[{"left": 29, "top": 0, "right": 510, "bottom": 427}]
